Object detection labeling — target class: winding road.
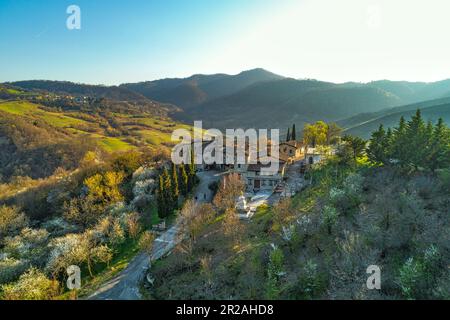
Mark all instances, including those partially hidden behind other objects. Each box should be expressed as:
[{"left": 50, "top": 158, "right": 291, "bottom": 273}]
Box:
[{"left": 88, "top": 170, "right": 220, "bottom": 300}]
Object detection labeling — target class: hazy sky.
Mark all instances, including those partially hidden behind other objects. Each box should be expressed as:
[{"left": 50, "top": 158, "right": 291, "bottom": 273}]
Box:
[{"left": 1, "top": 0, "right": 450, "bottom": 85}]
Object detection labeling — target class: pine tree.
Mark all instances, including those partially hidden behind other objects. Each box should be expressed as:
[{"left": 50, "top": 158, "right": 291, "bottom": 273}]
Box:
[
  {"left": 343, "top": 135, "right": 366, "bottom": 163},
  {"left": 385, "top": 127, "right": 394, "bottom": 162},
  {"left": 392, "top": 116, "right": 408, "bottom": 166},
  {"left": 286, "top": 128, "right": 291, "bottom": 142},
  {"left": 367, "top": 124, "right": 387, "bottom": 164},
  {"left": 291, "top": 124, "right": 296, "bottom": 141},
  {"left": 406, "top": 110, "right": 426, "bottom": 169},
  {"left": 428, "top": 118, "right": 450, "bottom": 172}
]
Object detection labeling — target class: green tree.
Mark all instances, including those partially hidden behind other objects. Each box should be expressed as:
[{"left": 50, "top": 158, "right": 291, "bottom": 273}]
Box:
[
  {"left": 286, "top": 128, "right": 291, "bottom": 142},
  {"left": 171, "top": 163, "right": 180, "bottom": 207},
  {"left": 367, "top": 124, "right": 388, "bottom": 165},
  {"left": 84, "top": 171, "right": 125, "bottom": 205},
  {"left": 405, "top": 110, "right": 427, "bottom": 169},
  {"left": 303, "top": 121, "right": 328, "bottom": 148},
  {"left": 157, "top": 175, "right": 166, "bottom": 219},
  {"left": 342, "top": 135, "right": 366, "bottom": 162},
  {"left": 427, "top": 118, "right": 450, "bottom": 172},
  {"left": 179, "top": 164, "right": 189, "bottom": 196},
  {"left": 188, "top": 151, "right": 197, "bottom": 190},
  {"left": 159, "top": 168, "right": 175, "bottom": 218},
  {"left": 1, "top": 267, "right": 60, "bottom": 300},
  {"left": 0, "top": 206, "right": 29, "bottom": 238},
  {"left": 392, "top": 116, "right": 408, "bottom": 166},
  {"left": 326, "top": 122, "right": 343, "bottom": 145}
]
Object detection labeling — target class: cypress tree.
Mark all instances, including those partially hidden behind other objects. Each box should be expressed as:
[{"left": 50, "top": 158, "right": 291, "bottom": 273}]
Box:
[
  {"left": 291, "top": 124, "right": 296, "bottom": 141},
  {"left": 286, "top": 128, "right": 291, "bottom": 142},
  {"left": 162, "top": 168, "right": 174, "bottom": 216},
  {"left": 188, "top": 150, "right": 197, "bottom": 188},
  {"left": 157, "top": 175, "right": 166, "bottom": 219},
  {"left": 179, "top": 164, "right": 189, "bottom": 196},
  {"left": 171, "top": 163, "right": 179, "bottom": 199},
  {"left": 189, "top": 149, "right": 196, "bottom": 177}
]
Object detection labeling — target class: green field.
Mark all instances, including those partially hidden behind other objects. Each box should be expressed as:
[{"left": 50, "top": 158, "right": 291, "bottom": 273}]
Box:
[
  {"left": 98, "top": 137, "right": 134, "bottom": 152},
  {"left": 0, "top": 101, "right": 38, "bottom": 115},
  {"left": 0, "top": 100, "right": 190, "bottom": 153}
]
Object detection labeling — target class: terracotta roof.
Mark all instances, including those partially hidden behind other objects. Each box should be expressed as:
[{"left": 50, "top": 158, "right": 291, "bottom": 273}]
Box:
[
  {"left": 247, "top": 160, "right": 284, "bottom": 173},
  {"left": 280, "top": 140, "right": 301, "bottom": 148}
]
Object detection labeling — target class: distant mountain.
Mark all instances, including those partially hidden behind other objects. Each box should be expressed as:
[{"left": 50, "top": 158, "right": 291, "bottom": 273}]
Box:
[
  {"left": 368, "top": 79, "right": 450, "bottom": 104},
  {"left": 8, "top": 80, "right": 150, "bottom": 102},
  {"left": 120, "top": 68, "right": 284, "bottom": 109},
  {"left": 340, "top": 97, "right": 450, "bottom": 138},
  {"left": 8, "top": 70, "right": 450, "bottom": 137},
  {"left": 177, "top": 78, "right": 403, "bottom": 130}
]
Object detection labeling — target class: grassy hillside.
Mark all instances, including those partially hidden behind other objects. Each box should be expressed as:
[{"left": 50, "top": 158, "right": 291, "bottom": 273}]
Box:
[
  {"left": 0, "top": 99, "right": 190, "bottom": 181},
  {"left": 148, "top": 161, "right": 450, "bottom": 300}
]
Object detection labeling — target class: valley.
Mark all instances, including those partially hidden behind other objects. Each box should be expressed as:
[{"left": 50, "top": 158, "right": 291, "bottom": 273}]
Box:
[{"left": 1, "top": 69, "right": 450, "bottom": 301}]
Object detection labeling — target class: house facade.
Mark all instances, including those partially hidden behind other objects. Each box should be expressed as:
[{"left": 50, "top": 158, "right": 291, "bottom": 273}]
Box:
[{"left": 238, "top": 159, "right": 287, "bottom": 192}]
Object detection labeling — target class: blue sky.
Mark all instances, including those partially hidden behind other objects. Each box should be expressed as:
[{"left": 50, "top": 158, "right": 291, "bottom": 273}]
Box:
[{"left": 1, "top": 0, "right": 450, "bottom": 84}]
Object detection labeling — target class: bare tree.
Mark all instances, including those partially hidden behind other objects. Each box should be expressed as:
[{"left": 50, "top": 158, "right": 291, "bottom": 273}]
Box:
[
  {"left": 213, "top": 173, "right": 245, "bottom": 212},
  {"left": 176, "top": 200, "right": 216, "bottom": 254},
  {"left": 222, "top": 208, "right": 244, "bottom": 247}
]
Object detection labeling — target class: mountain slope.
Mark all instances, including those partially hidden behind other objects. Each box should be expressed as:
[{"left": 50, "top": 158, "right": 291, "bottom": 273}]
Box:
[
  {"left": 121, "top": 68, "right": 284, "bottom": 109},
  {"left": 343, "top": 102, "right": 450, "bottom": 138},
  {"left": 339, "top": 96, "right": 450, "bottom": 129},
  {"left": 9, "top": 80, "right": 150, "bottom": 102},
  {"left": 0, "top": 97, "right": 190, "bottom": 181},
  {"left": 368, "top": 79, "right": 450, "bottom": 104},
  {"left": 179, "top": 78, "right": 402, "bottom": 130}
]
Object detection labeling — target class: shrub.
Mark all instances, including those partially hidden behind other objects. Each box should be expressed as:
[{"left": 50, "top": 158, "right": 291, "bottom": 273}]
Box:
[
  {"left": 397, "top": 246, "right": 443, "bottom": 299},
  {"left": 438, "top": 169, "right": 450, "bottom": 192},
  {"left": 0, "top": 206, "right": 29, "bottom": 239},
  {"left": 1, "top": 267, "right": 60, "bottom": 300},
  {"left": 0, "top": 258, "right": 29, "bottom": 285},
  {"left": 408, "top": 175, "right": 439, "bottom": 199},
  {"left": 398, "top": 257, "right": 423, "bottom": 300},
  {"left": 321, "top": 205, "right": 339, "bottom": 235},
  {"left": 289, "top": 260, "right": 325, "bottom": 300},
  {"left": 328, "top": 173, "right": 363, "bottom": 214},
  {"left": 266, "top": 246, "right": 284, "bottom": 299}
]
